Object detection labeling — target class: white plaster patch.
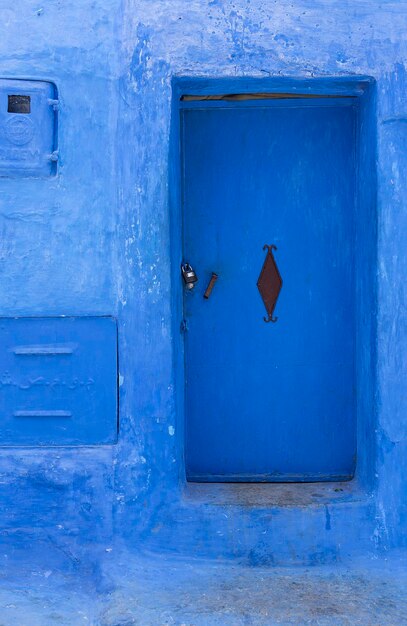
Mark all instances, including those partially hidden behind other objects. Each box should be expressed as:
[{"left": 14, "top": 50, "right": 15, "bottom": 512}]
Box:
[{"left": 168, "top": 425, "right": 175, "bottom": 436}]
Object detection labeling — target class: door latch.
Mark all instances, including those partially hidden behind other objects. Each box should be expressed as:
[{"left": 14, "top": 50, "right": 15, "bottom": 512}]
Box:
[
  {"left": 181, "top": 263, "right": 198, "bottom": 290},
  {"left": 203, "top": 273, "right": 218, "bottom": 299}
]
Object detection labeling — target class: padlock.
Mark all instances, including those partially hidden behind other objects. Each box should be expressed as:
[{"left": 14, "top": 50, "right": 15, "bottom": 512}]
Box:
[{"left": 181, "top": 262, "right": 198, "bottom": 290}]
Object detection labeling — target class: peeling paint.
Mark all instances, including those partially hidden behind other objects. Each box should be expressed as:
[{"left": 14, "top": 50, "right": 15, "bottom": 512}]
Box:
[{"left": 0, "top": 4, "right": 404, "bottom": 621}]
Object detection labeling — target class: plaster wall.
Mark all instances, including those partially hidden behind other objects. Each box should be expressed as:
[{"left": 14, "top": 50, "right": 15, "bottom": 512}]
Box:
[{"left": 0, "top": 0, "right": 406, "bottom": 565}]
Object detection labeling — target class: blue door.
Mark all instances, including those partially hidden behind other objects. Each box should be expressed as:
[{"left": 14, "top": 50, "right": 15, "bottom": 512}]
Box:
[{"left": 181, "top": 98, "right": 357, "bottom": 482}]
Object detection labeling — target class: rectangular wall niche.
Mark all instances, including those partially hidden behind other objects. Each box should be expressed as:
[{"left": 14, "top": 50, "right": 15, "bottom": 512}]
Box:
[
  {"left": 174, "top": 79, "right": 376, "bottom": 484},
  {"left": 0, "top": 317, "right": 118, "bottom": 445}
]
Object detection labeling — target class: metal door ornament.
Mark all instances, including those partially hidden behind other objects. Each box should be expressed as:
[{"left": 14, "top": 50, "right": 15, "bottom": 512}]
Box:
[{"left": 257, "top": 244, "right": 282, "bottom": 323}]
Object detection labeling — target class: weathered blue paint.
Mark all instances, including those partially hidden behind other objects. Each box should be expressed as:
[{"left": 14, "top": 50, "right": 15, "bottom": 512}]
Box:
[
  {"left": 182, "top": 96, "right": 357, "bottom": 482},
  {"left": 0, "top": 316, "right": 117, "bottom": 445},
  {"left": 0, "top": 0, "right": 406, "bottom": 621}
]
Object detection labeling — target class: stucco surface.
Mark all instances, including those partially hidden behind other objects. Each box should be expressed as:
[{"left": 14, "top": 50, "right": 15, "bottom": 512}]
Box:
[
  {"left": 1, "top": 547, "right": 407, "bottom": 625},
  {"left": 0, "top": 0, "right": 406, "bottom": 621}
]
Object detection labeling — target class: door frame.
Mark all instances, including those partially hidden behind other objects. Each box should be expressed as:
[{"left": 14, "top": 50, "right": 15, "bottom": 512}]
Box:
[{"left": 169, "top": 76, "right": 377, "bottom": 487}]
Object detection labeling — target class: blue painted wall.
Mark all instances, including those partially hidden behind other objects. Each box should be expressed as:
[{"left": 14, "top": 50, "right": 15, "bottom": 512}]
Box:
[{"left": 0, "top": 0, "right": 406, "bottom": 565}]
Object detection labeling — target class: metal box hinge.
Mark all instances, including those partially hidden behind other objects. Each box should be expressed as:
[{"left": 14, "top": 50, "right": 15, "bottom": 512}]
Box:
[
  {"left": 49, "top": 150, "right": 59, "bottom": 162},
  {"left": 48, "top": 98, "right": 60, "bottom": 111}
]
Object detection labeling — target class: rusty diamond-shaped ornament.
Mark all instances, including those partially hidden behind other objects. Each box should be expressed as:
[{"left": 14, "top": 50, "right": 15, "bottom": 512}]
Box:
[{"left": 257, "top": 244, "right": 283, "bottom": 323}]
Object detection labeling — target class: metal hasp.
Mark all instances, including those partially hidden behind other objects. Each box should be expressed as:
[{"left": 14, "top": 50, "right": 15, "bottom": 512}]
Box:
[
  {"left": 203, "top": 272, "right": 218, "bottom": 299},
  {"left": 181, "top": 262, "right": 198, "bottom": 290},
  {"left": 257, "top": 244, "right": 283, "bottom": 323}
]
